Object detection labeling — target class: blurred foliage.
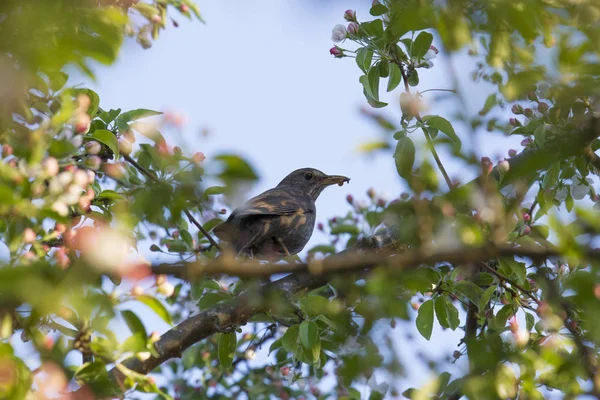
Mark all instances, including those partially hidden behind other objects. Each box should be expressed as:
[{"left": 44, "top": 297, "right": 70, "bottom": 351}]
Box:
[{"left": 2, "top": 0, "right": 600, "bottom": 399}]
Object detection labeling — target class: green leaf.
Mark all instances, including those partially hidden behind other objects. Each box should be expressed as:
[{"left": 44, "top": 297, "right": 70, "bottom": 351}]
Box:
[
  {"left": 525, "top": 312, "right": 535, "bottom": 331},
  {"left": 543, "top": 163, "right": 560, "bottom": 189},
  {"left": 116, "top": 109, "right": 162, "bottom": 132},
  {"left": 308, "top": 245, "right": 336, "bottom": 255},
  {"left": 377, "top": 61, "right": 389, "bottom": 78},
  {"left": 370, "top": 3, "right": 388, "bottom": 16},
  {"left": 434, "top": 296, "right": 449, "bottom": 329},
  {"left": 387, "top": 63, "right": 402, "bottom": 92},
  {"left": 394, "top": 136, "right": 415, "bottom": 179},
  {"left": 445, "top": 300, "right": 460, "bottom": 330},
  {"left": 299, "top": 320, "right": 318, "bottom": 350},
  {"left": 48, "top": 71, "right": 69, "bottom": 92},
  {"left": 136, "top": 295, "right": 173, "bottom": 325},
  {"left": 434, "top": 296, "right": 459, "bottom": 331},
  {"left": 362, "top": 19, "right": 384, "bottom": 38},
  {"left": 299, "top": 295, "right": 330, "bottom": 317},
  {"left": 218, "top": 332, "right": 237, "bottom": 369},
  {"left": 407, "top": 69, "right": 419, "bottom": 86},
  {"left": 416, "top": 299, "right": 434, "bottom": 340},
  {"left": 120, "top": 310, "right": 147, "bottom": 352},
  {"left": 454, "top": 281, "right": 483, "bottom": 306},
  {"left": 480, "top": 94, "right": 497, "bottom": 116},
  {"left": 356, "top": 47, "right": 374, "bottom": 74},
  {"left": 281, "top": 324, "right": 299, "bottom": 353},
  {"left": 198, "top": 292, "right": 231, "bottom": 309},
  {"left": 330, "top": 224, "right": 360, "bottom": 235},
  {"left": 95, "top": 190, "right": 123, "bottom": 202},
  {"left": 412, "top": 31, "right": 434, "bottom": 59},
  {"left": 204, "top": 186, "right": 227, "bottom": 196},
  {"left": 367, "top": 66, "right": 381, "bottom": 101},
  {"left": 422, "top": 115, "right": 461, "bottom": 150},
  {"left": 498, "top": 257, "right": 527, "bottom": 285},
  {"left": 479, "top": 285, "right": 497, "bottom": 310},
  {"left": 92, "top": 129, "right": 119, "bottom": 158}
]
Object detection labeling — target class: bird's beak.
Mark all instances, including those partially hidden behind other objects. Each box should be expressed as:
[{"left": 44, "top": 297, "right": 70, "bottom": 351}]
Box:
[{"left": 320, "top": 174, "right": 350, "bottom": 187}]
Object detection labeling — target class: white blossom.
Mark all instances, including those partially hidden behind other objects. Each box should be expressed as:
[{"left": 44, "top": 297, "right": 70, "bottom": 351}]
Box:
[
  {"left": 555, "top": 186, "right": 568, "bottom": 202},
  {"left": 331, "top": 24, "right": 347, "bottom": 42},
  {"left": 368, "top": 376, "right": 390, "bottom": 395},
  {"left": 339, "top": 336, "right": 362, "bottom": 355},
  {"left": 571, "top": 182, "right": 589, "bottom": 200}
]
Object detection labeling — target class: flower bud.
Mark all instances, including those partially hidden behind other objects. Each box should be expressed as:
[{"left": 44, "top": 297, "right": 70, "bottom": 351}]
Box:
[
  {"left": 329, "top": 46, "right": 343, "bottom": 58},
  {"left": 347, "top": 22, "right": 359, "bottom": 35},
  {"left": 151, "top": 15, "right": 162, "bottom": 24},
  {"left": 180, "top": 4, "right": 189, "bottom": 12},
  {"left": 524, "top": 108, "right": 534, "bottom": 118},
  {"left": 280, "top": 366, "right": 290, "bottom": 376},
  {"left": 508, "top": 149, "right": 517, "bottom": 157},
  {"left": 376, "top": 198, "right": 386, "bottom": 207},
  {"left": 85, "top": 141, "right": 102, "bottom": 155},
  {"left": 86, "top": 170, "right": 96, "bottom": 185},
  {"left": 521, "top": 138, "right": 532, "bottom": 146},
  {"left": 2, "top": 144, "right": 13, "bottom": 158},
  {"left": 343, "top": 9, "right": 356, "bottom": 21},
  {"left": 537, "top": 102, "right": 549, "bottom": 113},
  {"left": 155, "top": 274, "right": 167, "bottom": 286},
  {"left": 497, "top": 160, "right": 510, "bottom": 173},
  {"left": 23, "top": 228, "right": 36, "bottom": 244},
  {"left": 118, "top": 138, "right": 132, "bottom": 155},
  {"left": 346, "top": 194, "right": 354, "bottom": 204},
  {"left": 523, "top": 225, "right": 531, "bottom": 235},
  {"left": 73, "top": 169, "right": 88, "bottom": 187},
  {"left": 150, "top": 244, "right": 161, "bottom": 252},
  {"left": 509, "top": 118, "right": 521, "bottom": 127},
  {"left": 366, "top": 187, "right": 376, "bottom": 199},
  {"left": 122, "top": 129, "right": 136, "bottom": 143},
  {"left": 103, "top": 163, "right": 125, "bottom": 179},
  {"left": 42, "top": 157, "right": 59, "bottom": 177},
  {"left": 85, "top": 156, "right": 102, "bottom": 170},
  {"left": 158, "top": 282, "right": 175, "bottom": 297},
  {"left": 522, "top": 212, "right": 531, "bottom": 222},
  {"left": 149, "top": 331, "right": 161, "bottom": 343},
  {"left": 131, "top": 285, "right": 144, "bottom": 297},
  {"left": 173, "top": 146, "right": 182, "bottom": 154},
  {"left": 52, "top": 201, "right": 69, "bottom": 216},
  {"left": 317, "top": 223, "right": 324, "bottom": 231},
  {"left": 193, "top": 152, "right": 205, "bottom": 164},
  {"left": 70, "top": 135, "right": 83, "bottom": 148},
  {"left": 511, "top": 104, "right": 523, "bottom": 115},
  {"left": 74, "top": 113, "right": 91, "bottom": 134},
  {"left": 527, "top": 91, "right": 538, "bottom": 102}
]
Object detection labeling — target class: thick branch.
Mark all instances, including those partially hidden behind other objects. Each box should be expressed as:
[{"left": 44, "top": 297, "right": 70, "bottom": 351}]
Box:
[{"left": 150, "top": 244, "right": 578, "bottom": 279}]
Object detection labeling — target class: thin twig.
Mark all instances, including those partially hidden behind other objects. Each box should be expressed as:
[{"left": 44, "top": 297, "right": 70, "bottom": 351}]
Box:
[
  {"left": 478, "top": 261, "right": 540, "bottom": 305},
  {"left": 122, "top": 154, "right": 222, "bottom": 252},
  {"left": 397, "top": 62, "right": 453, "bottom": 189}
]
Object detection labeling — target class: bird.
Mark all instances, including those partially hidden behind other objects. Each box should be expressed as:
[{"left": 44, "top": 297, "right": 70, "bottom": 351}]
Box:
[{"left": 213, "top": 168, "right": 350, "bottom": 260}]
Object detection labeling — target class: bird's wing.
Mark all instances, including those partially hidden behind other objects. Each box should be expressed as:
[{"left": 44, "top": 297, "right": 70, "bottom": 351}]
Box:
[
  {"left": 233, "top": 188, "right": 312, "bottom": 217},
  {"left": 213, "top": 188, "right": 310, "bottom": 242}
]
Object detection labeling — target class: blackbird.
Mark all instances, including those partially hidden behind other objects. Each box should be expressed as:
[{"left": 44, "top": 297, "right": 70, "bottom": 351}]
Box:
[{"left": 213, "top": 168, "right": 350, "bottom": 259}]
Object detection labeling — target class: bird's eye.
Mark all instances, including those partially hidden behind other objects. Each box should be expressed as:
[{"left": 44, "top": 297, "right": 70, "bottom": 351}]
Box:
[{"left": 304, "top": 172, "right": 313, "bottom": 180}]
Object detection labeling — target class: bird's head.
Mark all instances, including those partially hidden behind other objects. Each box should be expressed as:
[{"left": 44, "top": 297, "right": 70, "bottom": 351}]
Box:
[{"left": 277, "top": 168, "right": 350, "bottom": 200}]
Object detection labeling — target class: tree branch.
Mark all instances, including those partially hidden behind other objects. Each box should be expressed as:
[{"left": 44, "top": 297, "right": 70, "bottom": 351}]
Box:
[{"left": 112, "top": 228, "right": 400, "bottom": 384}]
